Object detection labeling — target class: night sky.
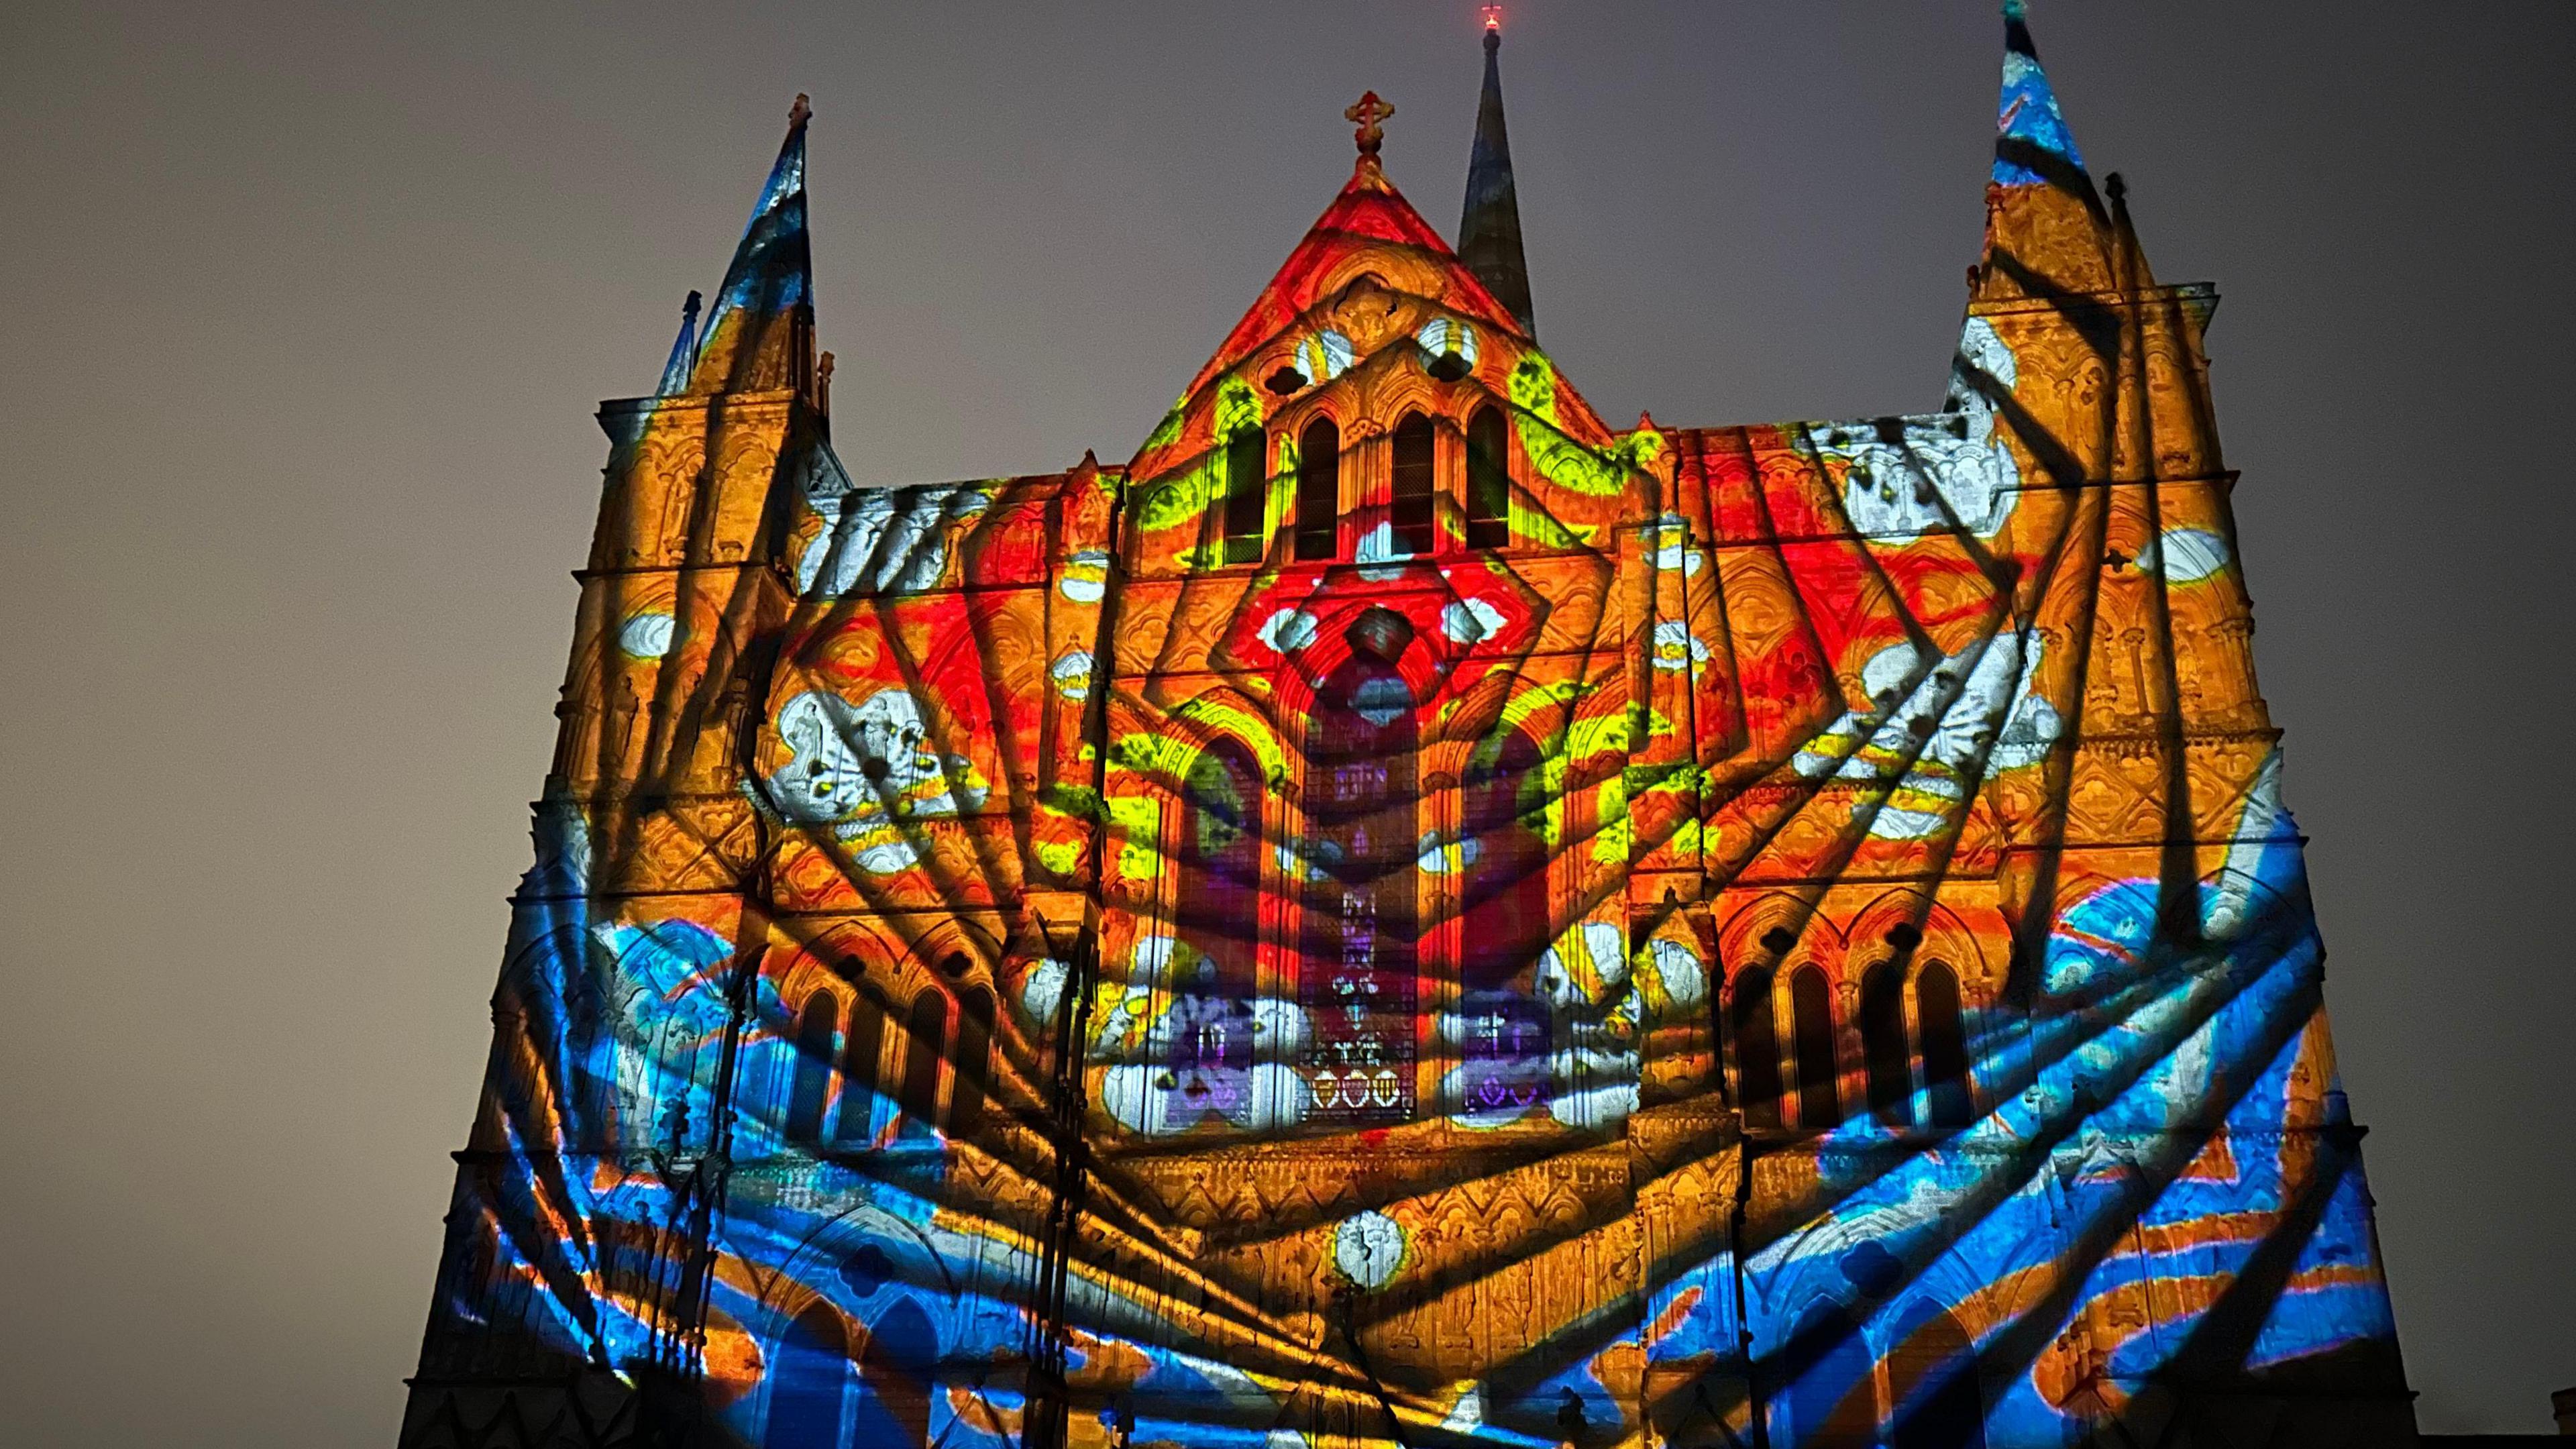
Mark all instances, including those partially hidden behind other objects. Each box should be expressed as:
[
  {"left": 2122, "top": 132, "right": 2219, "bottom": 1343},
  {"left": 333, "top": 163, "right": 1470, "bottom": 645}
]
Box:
[{"left": 3, "top": 1, "right": 2569, "bottom": 1440}]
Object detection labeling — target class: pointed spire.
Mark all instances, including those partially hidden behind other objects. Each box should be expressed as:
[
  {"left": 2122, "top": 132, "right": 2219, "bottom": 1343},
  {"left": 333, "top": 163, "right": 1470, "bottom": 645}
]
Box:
[
  {"left": 1992, "top": 1, "right": 2089, "bottom": 193},
  {"left": 1458, "top": 12, "right": 1536, "bottom": 337},
  {"left": 1971, "top": 0, "right": 2114, "bottom": 302},
  {"left": 655, "top": 290, "right": 702, "bottom": 395},
  {"left": 686, "top": 93, "right": 815, "bottom": 394}
]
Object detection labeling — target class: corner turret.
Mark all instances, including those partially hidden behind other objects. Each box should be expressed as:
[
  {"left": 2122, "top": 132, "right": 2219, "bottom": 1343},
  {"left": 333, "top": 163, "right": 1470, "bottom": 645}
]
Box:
[
  {"left": 1972, "top": 1, "right": 2120, "bottom": 302},
  {"left": 684, "top": 94, "right": 816, "bottom": 398}
]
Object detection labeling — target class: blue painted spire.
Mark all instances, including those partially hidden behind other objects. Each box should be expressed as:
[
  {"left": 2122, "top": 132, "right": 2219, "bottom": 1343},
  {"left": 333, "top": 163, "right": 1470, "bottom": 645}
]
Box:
[
  {"left": 1458, "top": 16, "right": 1536, "bottom": 337},
  {"left": 1993, "top": 0, "right": 2088, "bottom": 188},
  {"left": 655, "top": 290, "right": 702, "bottom": 395},
  {"left": 688, "top": 95, "right": 814, "bottom": 393}
]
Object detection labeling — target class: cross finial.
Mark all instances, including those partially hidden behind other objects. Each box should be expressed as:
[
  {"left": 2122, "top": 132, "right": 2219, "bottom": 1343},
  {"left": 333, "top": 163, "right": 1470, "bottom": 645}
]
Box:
[{"left": 1346, "top": 91, "right": 1395, "bottom": 162}]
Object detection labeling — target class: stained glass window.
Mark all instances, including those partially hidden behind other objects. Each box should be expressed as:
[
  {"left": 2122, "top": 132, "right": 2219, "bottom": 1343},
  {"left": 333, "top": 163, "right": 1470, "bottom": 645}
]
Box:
[{"left": 1300, "top": 646, "right": 1416, "bottom": 1122}]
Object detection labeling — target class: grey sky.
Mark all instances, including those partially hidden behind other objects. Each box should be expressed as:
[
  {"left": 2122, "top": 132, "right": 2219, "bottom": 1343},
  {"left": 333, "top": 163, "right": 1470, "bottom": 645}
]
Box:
[{"left": 3, "top": 1, "right": 2569, "bottom": 1441}]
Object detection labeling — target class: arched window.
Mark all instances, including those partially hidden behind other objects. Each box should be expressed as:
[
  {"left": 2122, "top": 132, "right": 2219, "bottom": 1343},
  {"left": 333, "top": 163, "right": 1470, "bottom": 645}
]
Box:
[
  {"left": 786, "top": 993, "right": 837, "bottom": 1146},
  {"left": 1887, "top": 1299, "right": 1984, "bottom": 1449},
  {"left": 948, "top": 985, "right": 995, "bottom": 1138},
  {"left": 1222, "top": 428, "right": 1266, "bottom": 565},
  {"left": 1781, "top": 1305, "right": 1879, "bottom": 1449},
  {"left": 854, "top": 1295, "right": 936, "bottom": 1449},
  {"left": 1917, "top": 961, "right": 1974, "bottom": 1130},
  {"left": 1790, "top": 965, "right": 1841, "bottom": 1130},
  {"left": 1731, "top": 965, "right": 1782, "bottom": 1129},
  {"left": 1299, "top": 625, "right": 1417, "bottom": 1122},
  {"left": 1859, "top": 961, "right": 1911, "bottom": 1128},
  {"left": 766, "top": 1301, "right": 849, "bottom": 1444},
  {"left": 1177, "top": 739, "right": 1263, "bottom": 1096},
  {"left": 1465, "top": 405, "right": 1509, "bottom": 548},
  {"left": 1294, "top": 417, "right": 1340, "bottom": 561},
  {"left": 833, "top": 991, "right": 885, "bottom": 1146},
  {"left": 1460, "top": 726, "right": 1550, "bottom": 1113},
  {"left": 1178, "top": 739, "right": 1263, "bottom": 996},
  {"left": 898, "top": 991, "right": 949, "bottom": 1130},
  {"left": 1390, "top": 411, "right": 1436, "bottom": 556}
]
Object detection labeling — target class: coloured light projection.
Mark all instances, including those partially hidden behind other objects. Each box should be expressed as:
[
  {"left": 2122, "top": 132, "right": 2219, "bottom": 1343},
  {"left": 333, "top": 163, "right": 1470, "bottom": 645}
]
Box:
[{"left": 402, "top": 12, "right": 2414, "bottom": 1449}]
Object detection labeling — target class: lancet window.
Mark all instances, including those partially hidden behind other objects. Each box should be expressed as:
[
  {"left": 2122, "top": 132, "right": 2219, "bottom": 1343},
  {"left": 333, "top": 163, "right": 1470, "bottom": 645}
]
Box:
[
  {"left": 1465, "top": 404, "right": 1510, "bottom": 548},
  {"left": 1886, "top": 1298, "right": 1985, "bottom": 1447},
  {"left": 1784, "top": 1303, "right": 1880, "bottom": 1448},
  {"left": 1860, "top": 959, "right": 1911, "bottom": 1128},
  {"left": 897, "top": 991, "right": 949, "bottom": 1132},
  {"left": 1299, "top": 627, "right": 1417, "bottom": 1122},
  {"left": 765, "top": 1301, "right": 850, "bottom": 1444},
  {"left": 1917, "top": 960, "right": 1974, "bottom": 1128},
  {"left": 949, "top": 984, "right": 994, "bottom": 1136},
  {"left": 1458, "top": 725, "right": 1550, "bottom": 1115},
  {"left": 1790, "top": 964, "right": 1841, "bottom": 1130},
  {"left": 1222, "top": 427, "right": 1265, "bottom": 565},
  {"left": 1293, "top": 417, "right": 1340, "bottom": 561},
  {"left": 1175, "top": 739, "right": 1264, "bottom": 1097},
  {"left": 1731, "top": 965, "right": 1783, "bottom": 1129},
  {"left": 1390, "top": 411, "right": 1437, "bottom": 556},
  {"left": 786, "top": 991, "right": 837, "bottom": 1146},
  {"left": 832, "top": 989, "right": 883, "bottom": 1146}
]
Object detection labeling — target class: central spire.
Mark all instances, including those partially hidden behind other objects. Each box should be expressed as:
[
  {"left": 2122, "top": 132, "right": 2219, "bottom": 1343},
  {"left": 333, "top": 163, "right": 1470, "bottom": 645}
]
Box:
[{"left": 1457, "top": 15, "right": 1535, "bottom": 337}]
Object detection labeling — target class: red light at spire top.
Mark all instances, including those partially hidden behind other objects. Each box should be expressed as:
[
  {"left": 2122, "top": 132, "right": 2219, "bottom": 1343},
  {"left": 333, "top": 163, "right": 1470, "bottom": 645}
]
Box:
[{"left": 1482, "top": 5, "right": 1503, "bottom": 32}]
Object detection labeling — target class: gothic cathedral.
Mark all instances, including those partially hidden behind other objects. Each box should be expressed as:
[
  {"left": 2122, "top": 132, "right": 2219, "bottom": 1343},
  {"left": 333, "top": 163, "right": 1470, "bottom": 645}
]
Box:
[{"left": 400, "top": 10, "right": 2415, "bottom": 1448}]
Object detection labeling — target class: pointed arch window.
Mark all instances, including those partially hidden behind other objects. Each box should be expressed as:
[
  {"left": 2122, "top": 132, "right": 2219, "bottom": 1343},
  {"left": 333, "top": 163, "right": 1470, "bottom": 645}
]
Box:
[
  {"left": 856, "top": 1297, "right": 936, "bottom": 1448},
  {"left": 1222, "top": 427, "right": 1266, "bottom": 565},
  {"left": 767, "top": 1301, "right": 850, "bottom": 1444},
  {"left": 833, "top": 989, "right": 885, "bottom": 1147},
  {"left": 786, "top": 992, "right": 838, "bottom": 1146},
  {"left": 1731, "top": 965, "right": 1782, "bottom": 1130},
  {"left": 1790, "top": 965, "right": 1841, "bottom": 1130},
  {"left": 1465, "top": 405, "right": 1510, "bottom": 549},
  {"left": 1179, "top": 739, "right": 1263, "bottom": 994},
  {"left": 1887, "top": 1297, "right": 1985, "bottom": 1448},
  {"left": 1299, "top": 635, "right": 1417, "bottom": 1122},
  {"left": 1391, "top": 411, "right": 1436, "bottom": 556},
  {"left": 1782, "top": 1304, "right": 1880, "bottom": 1449},
  {"left": 1176, "top": 739, "right": 1263, "bottom": 1099},
  {"left": 1860, "top": 961, "right": 1911, "bottom": 1128},
  {"left": 1917, "top": 961, "right": 1974, "bottom": 1129},
  {"left": 1459, "top": 725, "right": 1550, "bottom": 1114},
  {"left": 1294, "top": 417, "right": 1340, "bottom": 561},
  {"left": 898, "top": 990, "right": 950, "bottom": 1130},
  {"left": 947, "top": 985, "right": 994, "bottom": 1137}
]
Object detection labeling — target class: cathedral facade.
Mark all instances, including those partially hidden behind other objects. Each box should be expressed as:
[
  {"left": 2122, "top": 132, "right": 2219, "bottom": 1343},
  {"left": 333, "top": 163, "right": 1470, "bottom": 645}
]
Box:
[{"left": 401, "top": 10, "right": 2416, "bottom": 1448}]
